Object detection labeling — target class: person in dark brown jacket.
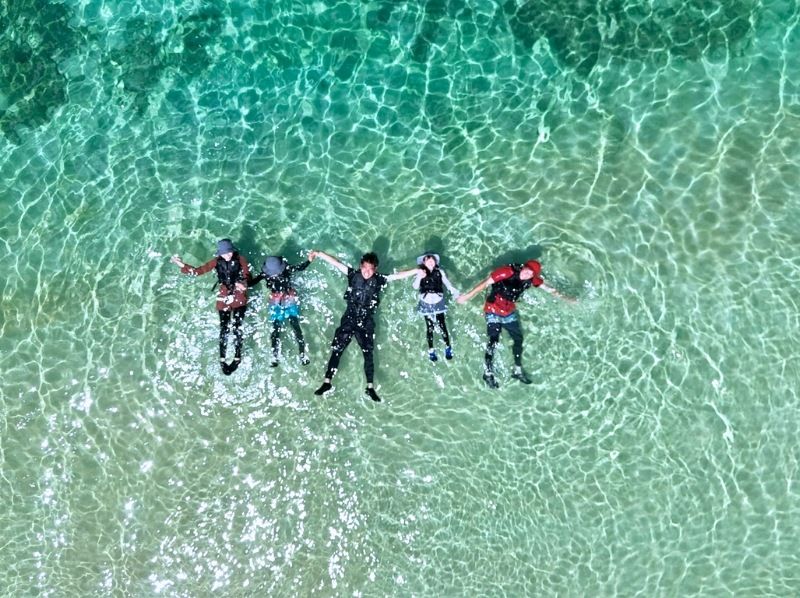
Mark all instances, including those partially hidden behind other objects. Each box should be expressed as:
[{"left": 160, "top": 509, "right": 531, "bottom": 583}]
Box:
[{"left": 171, "top": 239, "right": 250, "bottom": 375}]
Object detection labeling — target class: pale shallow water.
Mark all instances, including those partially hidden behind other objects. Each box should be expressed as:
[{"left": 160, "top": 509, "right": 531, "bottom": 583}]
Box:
[{"left": 1, "top": 0, "right": 800, "bottom": 595}]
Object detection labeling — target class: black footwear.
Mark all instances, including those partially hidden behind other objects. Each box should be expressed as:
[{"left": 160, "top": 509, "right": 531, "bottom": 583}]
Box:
[
  {"left": 445, "top": 346, "right": 453, "bottom": 360},
  {"left": 270, "top": 359, "right": 279, "bottom": 367},
  {"left": 221, "top": 362, "right": 233, "bottom": 376},
  {"left": 483, "top": 372, "right": 499, "bottom": 389},
  {"left": 227, "top": 357, "right": 241, "bottom": 374},
  {"left": 511, "top": 370, "right": 532, "bottom": 384},
  {"left": 365, "top": 387, "right": 381, "bottom": 402},
  {"left": 314, "top": 382, "right": 332, "bottom": 395},
  {"left": 300, "top": 353, "right": 310, "bottom": 366}
]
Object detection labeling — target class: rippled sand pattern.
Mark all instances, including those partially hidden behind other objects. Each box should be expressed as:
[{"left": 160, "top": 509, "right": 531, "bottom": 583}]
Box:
[{"left": 2, "top": 0, "right": 800, "bottom": 595}]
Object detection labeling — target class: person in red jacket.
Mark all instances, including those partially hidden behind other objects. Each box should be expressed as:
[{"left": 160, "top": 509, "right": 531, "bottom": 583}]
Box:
[
  {"left": 458, "top": 259, "right": 573, "bottom": 388},
  {"left": 171, "top": 239, "right": 250, "bottom": 375}
]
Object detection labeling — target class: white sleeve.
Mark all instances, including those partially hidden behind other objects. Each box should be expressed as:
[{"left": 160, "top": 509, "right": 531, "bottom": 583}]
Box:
[
  {"left": 412, "top": 271, "right": 423, "bottom": 290},
  {"left": 440, "top": 270, "right": 460, "bottom": 298}
]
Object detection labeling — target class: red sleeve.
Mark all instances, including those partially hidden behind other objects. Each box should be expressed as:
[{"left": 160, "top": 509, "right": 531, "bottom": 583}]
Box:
[
  {"left": 490, "top": 266, "right": 515, "bottom": 283},
  {"left": 181, "top": 257, "right": 217, "bottom": 276}
]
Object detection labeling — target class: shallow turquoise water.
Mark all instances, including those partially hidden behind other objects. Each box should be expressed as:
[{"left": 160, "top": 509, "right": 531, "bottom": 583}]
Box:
[{"left": 2, "top": 0, "right": 800, "bottom": 595}]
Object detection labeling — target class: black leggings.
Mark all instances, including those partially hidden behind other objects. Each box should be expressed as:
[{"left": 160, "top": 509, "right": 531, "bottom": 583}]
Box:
[
  {"left": 271, "top": 316, "right": 306, "bottom": 358},
  {"left": 485, "top": 318, "right": 523, "bottom": 371},
  {"left": 219, "top": 306, "right": 247, "bottom": 360},
  {"left": 424, "top": 313, "right": 451, "bottom": 349},
  {"left": 324, "top": 317, "right": 375, "bottom": 383}
]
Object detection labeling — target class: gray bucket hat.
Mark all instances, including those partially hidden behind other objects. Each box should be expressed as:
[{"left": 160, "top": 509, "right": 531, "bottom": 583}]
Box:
[
  {"left": 262, "top": 256, "right": 287, "bottom": 277},
  {"left": 416, "top": 252, "right": 440, "bottom": 266},
  {"left": 215, "top": 239, "right": 236, "bottom": 256}
]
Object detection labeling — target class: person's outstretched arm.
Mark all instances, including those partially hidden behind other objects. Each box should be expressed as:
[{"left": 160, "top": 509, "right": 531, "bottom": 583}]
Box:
[
  {"left": 386, "top": 267, "right": 420, "bottom": 282},
  {"left": 539, "top": 282, "right": 577, "bottom": 303},
  {"left": 457, "top": 275, "right": 494, "bottom": 304},
  {"left": 309, "top": 250, "right": 348, "bottom": 275},
  {"left": 247, "top": 272, "right": 265, "bottom": 287},
  {"left": 440, "top": 270, "right": 461, "bottom": 298},
  {"left": 286, "top": 254, "right": 313, "bottom": 274},
  {"left": 170, "top": 254, "right": 216, "bottom": 276},
  {"left": 412, "top": 268, "right": 424, "bottom": 290}
]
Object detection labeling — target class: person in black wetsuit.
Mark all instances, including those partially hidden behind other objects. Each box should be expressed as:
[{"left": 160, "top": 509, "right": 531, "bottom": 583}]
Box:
[
  {"left": 248, "top": 253, "right": 315, "bottom": 367},
  {"left": 458, "top": 259, "right": 574, "bottom": 388},
  {"left": 171, "top": 239, "right": 250, "bottom": 375},
  {"left": 310, "top": 250, "right": 418, "bottom": 402}
]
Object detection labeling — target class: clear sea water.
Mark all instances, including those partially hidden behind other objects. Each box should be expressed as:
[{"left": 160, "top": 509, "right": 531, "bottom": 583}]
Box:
[{"left": 2, "top": 0, "right": 800, "bottom": 595}]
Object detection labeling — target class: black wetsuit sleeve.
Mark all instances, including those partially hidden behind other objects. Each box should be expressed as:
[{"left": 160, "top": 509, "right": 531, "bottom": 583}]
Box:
[
  {"left": 287, "top": 260, "right": 311, "bottom": 274},
  {"left": 247, "top": 273, "right": 265, "bottom": 287}
]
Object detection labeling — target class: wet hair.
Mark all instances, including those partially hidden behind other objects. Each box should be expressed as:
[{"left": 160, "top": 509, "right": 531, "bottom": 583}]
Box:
[{"left": 360, "top": 252, "right": 379, "bottom": 267}]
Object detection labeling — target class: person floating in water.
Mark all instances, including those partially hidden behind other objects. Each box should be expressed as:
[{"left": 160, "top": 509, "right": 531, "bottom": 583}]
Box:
[
  {"left": 171, "top": 239, "right": 250, "bottom": 375},
  {"left": 458, "top": 259, "right": 574, "bottom": 388},
  {"left": 248, "top": 253, "right": 315, "bottom": 367},
  {"left": 310, "top": 250, "right": 418, "bottom": 402},
  {"left": 412, "top": 252, "right": 461, "bottom": 362}
]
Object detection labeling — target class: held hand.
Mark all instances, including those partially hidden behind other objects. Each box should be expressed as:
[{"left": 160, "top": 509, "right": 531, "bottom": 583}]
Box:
[
  {"left": 418, "top": 267, "right": 427, "bottom": 278},
  {"left": 308, "top": 250, "right": 317, "bottom": 261},
  {"left": 170, "top": 255, "right": 184, "bottom": 267},
  {"left": 235, "top": 282, "right": 247, "bottom": 292},
  {"left": 456, "top": 294, "right": 469, "bottom": 305}
]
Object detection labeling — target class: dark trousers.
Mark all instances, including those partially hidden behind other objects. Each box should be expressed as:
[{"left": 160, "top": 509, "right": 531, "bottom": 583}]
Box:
[
  {"left": 219, "top": 306, "right": 247, "bottom": 360},
  {"left": 425, "top": 313, "right": 451, "bottom": 349},
  {"left": 271, "top": 316, "right": 306, "bottom": 358},
  {"left": 485, "top": 318, "right": 523, "bottom": 372},
  {"left": 324, "top": 316, "right": 375, "bottom": 383}
]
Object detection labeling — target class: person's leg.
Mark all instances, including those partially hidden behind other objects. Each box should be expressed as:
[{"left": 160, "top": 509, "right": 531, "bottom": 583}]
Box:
[
  {"left": 483, "top": 321, "right": 502, "bottom": 388},
  {"left": 325, "top": 324, "right": 354, "bottom": 379},
  {"left": 288, "top": 316, "right": 308, "bottom": 364},
  {"left": 354, "top": 323, "right": 375, "bottom": 383},
  {"left": 218, "top": 310, "right": 232, "bottom": 360},
  {"left": 484, "top": 322, "right": 501, "bottom": 371},
  {"left": 506, "top": 319, "right": 531, "bottom": 383},
  {"left": 223, "top": 306, "right": 246, "bottom": 374},
  {"left": 436, "top": 313, "right": 452, "bottom": 346},
  {"left": 506, "top": 319, "right": 524, "bottom": 367},
  {"left": 232, "top": 306, "right": 246, "bottom": 359},
  {"left": 315, "top": 321, "right": 354, "bottom": 394},
  {"left": 424, "top": 316, "right": 435, "bottom": 349},
  {"left": 270, "top": 320, "right": 283, "bottom": 366},
  {"left": 424, "top": 316, "right": 437, "bottom": 360},
  {"left": 354, "top": 322, "right": 380, "bottom": 401}
]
